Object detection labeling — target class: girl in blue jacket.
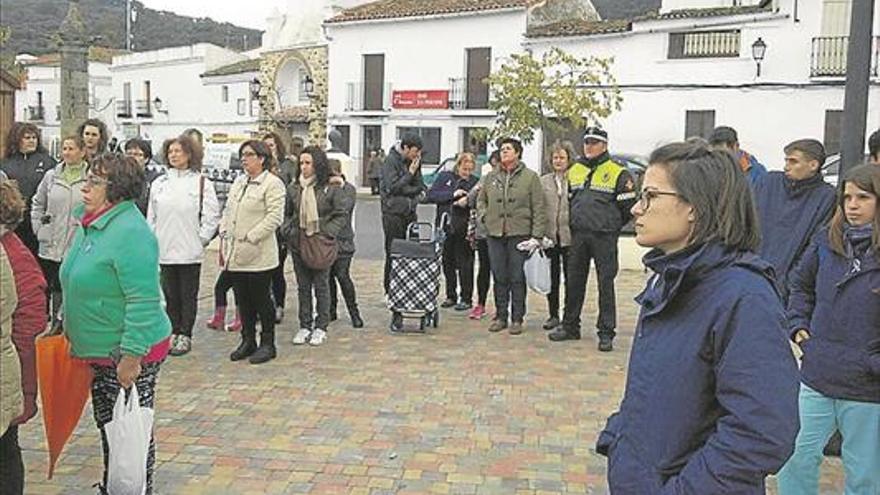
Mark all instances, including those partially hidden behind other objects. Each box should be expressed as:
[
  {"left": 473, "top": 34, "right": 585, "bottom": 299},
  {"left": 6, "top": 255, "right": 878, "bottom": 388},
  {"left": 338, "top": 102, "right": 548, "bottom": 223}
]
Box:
[
  {"left": 778, "top": 164, "right": 880, "bottom": 494},
  {"left": 596, "top": 141, "right": 800, "bottom": 494}
]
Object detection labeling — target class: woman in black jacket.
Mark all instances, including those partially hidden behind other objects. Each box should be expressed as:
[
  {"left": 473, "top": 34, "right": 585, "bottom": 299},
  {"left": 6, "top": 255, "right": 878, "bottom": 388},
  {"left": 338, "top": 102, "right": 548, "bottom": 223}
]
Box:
[
  {"left": 426, "top": 152, "right": 479, "bottom": 310},
  {"left": 327, "top": 159, "right": 363, "bottom": 328},
  {"left": 283, "top": 146, "right": 346, "bottom": 347},
  {"left": 0, "top": 123, "right": 57, "bottom": 257}
]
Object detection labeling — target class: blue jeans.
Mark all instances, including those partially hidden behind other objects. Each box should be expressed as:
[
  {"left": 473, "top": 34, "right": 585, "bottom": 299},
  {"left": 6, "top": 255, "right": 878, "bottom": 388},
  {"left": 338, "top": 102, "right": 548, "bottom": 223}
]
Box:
[
  {"left": 777, "top": 383, "right": 880, "bottom": 495},
  {"left": 487, "top": 236, "right": 528, "bottom": 323}
]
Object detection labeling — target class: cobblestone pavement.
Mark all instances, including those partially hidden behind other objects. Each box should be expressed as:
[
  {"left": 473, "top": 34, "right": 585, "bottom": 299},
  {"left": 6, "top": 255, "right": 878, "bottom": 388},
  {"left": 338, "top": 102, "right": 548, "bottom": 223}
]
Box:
[{"left": 21, "top": 256, "right": 843, "bottom": 494}]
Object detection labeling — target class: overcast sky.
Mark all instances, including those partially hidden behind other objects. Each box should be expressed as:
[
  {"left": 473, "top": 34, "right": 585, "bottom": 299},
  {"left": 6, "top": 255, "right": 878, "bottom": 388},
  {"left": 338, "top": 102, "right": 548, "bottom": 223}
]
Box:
[{"left": 139, "top": 0, "right": 367, "bottom": 31}]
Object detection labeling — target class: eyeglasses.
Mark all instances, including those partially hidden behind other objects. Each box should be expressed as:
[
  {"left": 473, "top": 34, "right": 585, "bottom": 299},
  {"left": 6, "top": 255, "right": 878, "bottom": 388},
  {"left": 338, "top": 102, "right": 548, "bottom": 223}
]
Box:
[
  {"left": 636, "top": 189, "right": 680, "bottom": 210},
  {"left": 240, "top": 151, "right": 258, "bottom": 159},
  {"left": 85, "top": 174, "right": 112, "bottom": 188}
]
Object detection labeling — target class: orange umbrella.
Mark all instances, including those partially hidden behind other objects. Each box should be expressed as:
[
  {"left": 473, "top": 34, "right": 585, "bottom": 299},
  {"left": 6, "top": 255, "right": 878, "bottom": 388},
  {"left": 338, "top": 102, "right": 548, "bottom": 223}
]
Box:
[{"left": 35, "top": 334, "right": 93, "bottom": 479}]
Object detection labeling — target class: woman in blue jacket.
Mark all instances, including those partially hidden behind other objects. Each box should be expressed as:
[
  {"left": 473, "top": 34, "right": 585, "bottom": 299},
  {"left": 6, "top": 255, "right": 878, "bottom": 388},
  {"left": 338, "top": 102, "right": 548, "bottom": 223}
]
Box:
[
  {"left": 596, "top": 141, "right": 800, "bottom": 494},
  {"left": 777, "top": 164, "right": 880, "bottom": 494}
]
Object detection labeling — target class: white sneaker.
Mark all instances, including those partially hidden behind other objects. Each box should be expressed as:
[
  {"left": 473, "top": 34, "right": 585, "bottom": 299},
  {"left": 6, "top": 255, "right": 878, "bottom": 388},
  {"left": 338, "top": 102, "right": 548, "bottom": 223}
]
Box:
[
  {"left": 293, "top": 328, "right": 311, "bottom": 345},
  {"left": 309, "top": 329, "right": 327, "bottom": 346}
]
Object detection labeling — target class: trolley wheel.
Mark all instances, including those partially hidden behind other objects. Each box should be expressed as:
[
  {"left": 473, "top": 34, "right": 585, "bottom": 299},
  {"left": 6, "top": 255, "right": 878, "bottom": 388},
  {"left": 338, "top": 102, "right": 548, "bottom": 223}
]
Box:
[
  {"left": 390, "top": 312, "right": 403, "bottom": 332},
  {"left": 419, "top": 316, "right": 426, "bottom": 331},
  {"left": 433, "top": 309, "right": 440, "bottom": 328}
]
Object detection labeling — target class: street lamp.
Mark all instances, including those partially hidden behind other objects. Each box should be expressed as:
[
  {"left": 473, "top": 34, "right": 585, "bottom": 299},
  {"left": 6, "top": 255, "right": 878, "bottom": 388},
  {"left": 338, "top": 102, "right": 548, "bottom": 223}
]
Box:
[
  {"left": 152, "top": 97, "right": 168, "bottom": 114},
  {"left": 249, "top": 77, "right": 261, "bottom": 99},
  {"left": 751, "top": 37, "right": 767, "bottom": 78},
  {"left": 304, "top": 75, "right": 315, "bottom": 97}
]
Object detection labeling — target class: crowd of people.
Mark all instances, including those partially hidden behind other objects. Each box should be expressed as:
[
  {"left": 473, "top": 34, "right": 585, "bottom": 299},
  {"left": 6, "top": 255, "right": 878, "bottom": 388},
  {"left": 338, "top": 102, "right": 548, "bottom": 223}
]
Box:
[{"left": 0, "top": 116, "right": 878, "bottom": 493}]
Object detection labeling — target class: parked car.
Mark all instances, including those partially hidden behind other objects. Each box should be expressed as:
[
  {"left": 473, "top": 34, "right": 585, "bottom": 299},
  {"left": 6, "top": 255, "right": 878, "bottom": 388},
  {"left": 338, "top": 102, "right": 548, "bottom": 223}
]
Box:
[
  {"left": 422, "top": 156, "right": 480, "bottom": 187},
  {"left": 610, "top": 153, "right": 648, "bottom": 235},
  {"left": 822, "top": 153, "right": 872, "bottom": 187}
]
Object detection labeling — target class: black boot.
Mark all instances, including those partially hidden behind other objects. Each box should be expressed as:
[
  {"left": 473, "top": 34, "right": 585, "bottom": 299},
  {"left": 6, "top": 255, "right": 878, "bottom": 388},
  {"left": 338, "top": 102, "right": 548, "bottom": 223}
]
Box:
[
  {"left": 350, "top": 307, "right": 364, "bottom": 328},
  {"left": 249, "top": 331, "right": 276, "bottom": 364},
  {"left": 230, "top": 338, "right": 257, "bottom": 361}
]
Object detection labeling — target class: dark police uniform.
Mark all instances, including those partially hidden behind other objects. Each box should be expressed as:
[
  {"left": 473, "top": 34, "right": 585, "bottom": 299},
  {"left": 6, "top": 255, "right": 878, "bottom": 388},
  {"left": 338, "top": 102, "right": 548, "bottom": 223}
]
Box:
[{"left": 560, "top": 151, "right": 636, "bottom": 343}]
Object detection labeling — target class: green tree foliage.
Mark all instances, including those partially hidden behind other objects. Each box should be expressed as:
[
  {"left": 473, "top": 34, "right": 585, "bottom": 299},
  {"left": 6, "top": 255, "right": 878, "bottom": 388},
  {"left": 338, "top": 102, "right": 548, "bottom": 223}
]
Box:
[
  {"left": 0, "top": 0, "right": 261, "bottom": 57},
  {"left": 486, "top": 47, "right": 622, "bottom": 149}
]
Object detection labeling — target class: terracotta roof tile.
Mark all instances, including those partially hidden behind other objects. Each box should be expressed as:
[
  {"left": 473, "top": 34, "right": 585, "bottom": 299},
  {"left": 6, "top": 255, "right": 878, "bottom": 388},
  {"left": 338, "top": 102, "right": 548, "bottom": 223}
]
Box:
[
  {"left": 326, "top": 0, "right": 540, "bottom": 24},
  {"left": 202, "top": 58, "right": 261, "bottom": 78},
  {"left": 274, "top": 106, "right": 310, "bottom": 123},
  {"left": 26, "top": 46, "right": 126, "bottom": 66},
  {"left": 641, "top": 5, "right": 770, "bottom": 21},
  {"left": 526, "top": 19, "right": 631, "bottom": 38}
]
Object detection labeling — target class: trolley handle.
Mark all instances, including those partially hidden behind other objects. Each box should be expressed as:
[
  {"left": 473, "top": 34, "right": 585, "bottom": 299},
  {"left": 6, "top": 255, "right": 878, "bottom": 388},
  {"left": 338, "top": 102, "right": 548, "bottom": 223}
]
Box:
[{"left": 406, "top": 212, "right": 449, "bottom": 243}]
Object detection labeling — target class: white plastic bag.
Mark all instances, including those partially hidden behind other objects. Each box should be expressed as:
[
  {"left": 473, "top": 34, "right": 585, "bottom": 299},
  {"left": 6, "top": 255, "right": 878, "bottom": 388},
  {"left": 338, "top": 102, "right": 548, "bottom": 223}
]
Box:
[
  {"left": 105, "top": 385, "right": 154, "bottom": 495},
  {"left": 524, "top": 249, "right": 552, "bottom": 295}
]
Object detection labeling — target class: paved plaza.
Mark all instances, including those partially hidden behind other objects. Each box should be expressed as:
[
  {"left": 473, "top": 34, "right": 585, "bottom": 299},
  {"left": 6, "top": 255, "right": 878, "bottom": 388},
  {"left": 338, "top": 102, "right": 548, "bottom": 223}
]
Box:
[{"left": 20, "top": 236, "right": 844, "bottom": 494}]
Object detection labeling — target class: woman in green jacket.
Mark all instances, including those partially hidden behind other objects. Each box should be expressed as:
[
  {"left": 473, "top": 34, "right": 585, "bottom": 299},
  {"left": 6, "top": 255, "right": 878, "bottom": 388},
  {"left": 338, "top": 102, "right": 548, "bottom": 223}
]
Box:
[
  {"left": 60, "top": 153, "right": 171, "bottom": 495},
  {"left": 477, "top": 138, "right": 546, "bottom": 335}
]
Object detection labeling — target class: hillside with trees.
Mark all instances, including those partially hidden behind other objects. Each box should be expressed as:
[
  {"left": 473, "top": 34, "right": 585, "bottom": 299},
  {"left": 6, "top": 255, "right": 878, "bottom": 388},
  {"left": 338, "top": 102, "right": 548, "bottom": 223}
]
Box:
[{"left": 0, "top": 0, "right": 262, "bottom": 57}]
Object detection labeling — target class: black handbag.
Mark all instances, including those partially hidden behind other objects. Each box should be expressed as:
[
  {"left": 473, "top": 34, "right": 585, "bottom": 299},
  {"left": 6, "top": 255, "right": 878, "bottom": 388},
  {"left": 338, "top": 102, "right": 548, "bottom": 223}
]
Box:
[{"left": 299, "top": 230, "right": 338, "bottom": 270}]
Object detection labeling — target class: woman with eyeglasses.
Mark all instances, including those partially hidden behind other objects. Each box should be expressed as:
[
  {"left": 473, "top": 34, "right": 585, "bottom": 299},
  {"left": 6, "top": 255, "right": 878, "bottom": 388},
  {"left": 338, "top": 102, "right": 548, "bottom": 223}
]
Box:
[
  {"left": 596, "top": 141, "right": 799, "bottom": 493},
  {"left": 220, "top": 140, "right": 285, "bottom": 364},
  {"left": 60, "top": 153, "right": 172, "bottom": 494},
  {"left": 31, "top": 135, "right": 89, "bottom": 333},
  {"left": 283, "top": 146, "right": 346, "bottom": 347},
  {"left": 124, "top": 138, "right": 165, "bottom": 216},
  {"left": 777, "top": 164, "right": 880, "bottom": 494},
  {"left": 147, "top": 135, "right": 220, "bottom": 357}
]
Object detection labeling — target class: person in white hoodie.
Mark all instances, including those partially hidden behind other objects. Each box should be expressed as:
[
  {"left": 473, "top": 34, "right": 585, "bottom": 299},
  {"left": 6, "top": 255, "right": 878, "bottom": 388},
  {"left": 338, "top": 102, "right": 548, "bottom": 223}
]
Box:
[{"left": 148, "top": 135, "right": 220, "bottom": 356}]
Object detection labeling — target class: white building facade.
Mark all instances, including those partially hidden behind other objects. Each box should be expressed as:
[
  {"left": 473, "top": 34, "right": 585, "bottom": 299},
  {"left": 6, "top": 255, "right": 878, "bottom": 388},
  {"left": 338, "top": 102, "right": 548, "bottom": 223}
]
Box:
[
  {"left": 324, "top": 4, "right": 538, "bottom": 187},
  {"left": 110, "top": 43, "right": 258, "bottom": 155},
  {"left": 525, "top": 0, "right": 880, "bottom": 167},
  {"left": 15, "top": 56, "right": 114, "bottom": 154}
]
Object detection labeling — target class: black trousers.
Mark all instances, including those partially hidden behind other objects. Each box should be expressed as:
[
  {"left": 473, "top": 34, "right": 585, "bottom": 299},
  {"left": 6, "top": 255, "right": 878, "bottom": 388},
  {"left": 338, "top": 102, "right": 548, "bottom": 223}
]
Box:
[
  {"left": 39, "top": 258, "right": 61, "bottom": 322},
  {"left": 292, "top": 252, "right": 331, "bottom": 330},
  {"left": 160, "top": 263, "right": 202, "bottom": 338},
  {"left": 487, "top": 236, "right": 529, "bottom": 323},
  {"left": 271, "top": 242, "right": 289, "bottom": 308},
  {"left": 213, "top": 270, "right": 234, "bottom": 308},
  {"left": 475, "top": 238, "right": 491, "bottom": 306},
  {"left": 14, "top": 219, "right": 38, "bottom": 261},
  {"left": 441, "top": 233, "right": 475, "bottom": 304},
  {"left": 90, "top": 362, "right": 161, "bottom": 495},
  {"left": 370, "top": 178, "right": 380, "bottom": 195},
  {"left": 546, "top": 246, "right": 569, "bottom": 319},
  {"left": 382, "top": 212, "right": 416, "bottom": 294},
  {"left": 228, "top": 270, "right": 275, "bottom": 346},
  {"left": 562, "top": 231, "right": 619, "bottom": 338},
  {"left": 0, "top": 426, "right": 23, "bottom": 495},
  {"left": 329, "top": 254, "right": 359, "bottom": 316}
]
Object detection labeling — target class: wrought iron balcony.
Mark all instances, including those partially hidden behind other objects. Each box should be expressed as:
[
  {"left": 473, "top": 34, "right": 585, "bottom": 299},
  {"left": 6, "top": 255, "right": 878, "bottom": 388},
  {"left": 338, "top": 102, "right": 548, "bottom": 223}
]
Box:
[
  {"left": 116, "top": 100, "right": 132, "bottom": 117},
  {"left": 135, "top": 99, "right": 153, "bottom": 117},
  {"left": 345, "top": 82, "right": 392, "bottom": 111},
  {"left": 26, "top": 105, "right": 45, "bottom": 121},
  {"left": 668, "top": 30, "right": 741, "bottom": 59},
  {"left": 811, "top": 36, "right": 880, "bottom": 77}
]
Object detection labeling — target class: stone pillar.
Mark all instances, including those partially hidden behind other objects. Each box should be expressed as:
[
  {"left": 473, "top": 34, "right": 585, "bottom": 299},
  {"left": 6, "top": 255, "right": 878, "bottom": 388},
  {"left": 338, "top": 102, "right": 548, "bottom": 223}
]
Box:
[{"left": 58, "top": 1, "right": 90, "bottom": 138}]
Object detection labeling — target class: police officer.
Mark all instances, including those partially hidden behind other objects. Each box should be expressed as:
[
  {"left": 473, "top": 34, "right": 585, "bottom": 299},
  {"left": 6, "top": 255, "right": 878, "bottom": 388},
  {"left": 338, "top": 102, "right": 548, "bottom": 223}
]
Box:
[{"left": 550, "top": 127, "right": 636, "bottom": 351}]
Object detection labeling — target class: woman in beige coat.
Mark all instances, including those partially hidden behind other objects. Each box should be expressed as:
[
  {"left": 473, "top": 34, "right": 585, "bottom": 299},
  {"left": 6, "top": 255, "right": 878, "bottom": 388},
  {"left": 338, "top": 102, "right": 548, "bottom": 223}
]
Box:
[
  {"left": 540, "top": 141, "right": 574, "bottom": 330},
  {"left": 220, "top": 140, "right": 285, "bottom": 364}
]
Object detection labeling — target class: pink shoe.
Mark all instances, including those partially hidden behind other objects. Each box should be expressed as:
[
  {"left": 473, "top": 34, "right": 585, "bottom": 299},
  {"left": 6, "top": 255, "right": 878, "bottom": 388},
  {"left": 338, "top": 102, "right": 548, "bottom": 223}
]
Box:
[
  {"left": 468, "top": 304, "right": 486, "bottom": 320},
  {"left": 206, "top": 306, "right": 226, "bottom": 330},
  {"left": 227, "top": 310, "right": 242, "bottom": 332}
]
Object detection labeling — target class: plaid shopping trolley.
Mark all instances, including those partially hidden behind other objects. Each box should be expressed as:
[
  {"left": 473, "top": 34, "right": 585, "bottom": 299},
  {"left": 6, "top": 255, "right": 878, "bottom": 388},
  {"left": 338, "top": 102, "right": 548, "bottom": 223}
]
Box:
[{"left": 387, "top": 218, "right": 446, "bottom": 332}]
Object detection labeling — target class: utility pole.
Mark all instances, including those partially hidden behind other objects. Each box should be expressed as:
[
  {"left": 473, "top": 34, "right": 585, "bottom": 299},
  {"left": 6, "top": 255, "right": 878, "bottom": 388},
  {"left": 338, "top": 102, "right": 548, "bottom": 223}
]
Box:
[
  {"left": 125, "top": 0, "right": 131, "bottom": 51},
  {"left": 839, "top": 0, "right": 875, "bottom": 174}
]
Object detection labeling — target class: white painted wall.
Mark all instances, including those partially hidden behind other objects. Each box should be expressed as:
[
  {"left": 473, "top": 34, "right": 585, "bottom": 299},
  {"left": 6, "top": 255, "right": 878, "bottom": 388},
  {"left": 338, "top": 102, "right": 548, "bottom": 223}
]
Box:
[
  {"left": 15, "top": 61, "right": 114, "bottom": 154},
  {"left": 661, "top": 0, "right": 766, "bottom": 12},
  {"left": 528, "top": 0, "right": 880, "bottom": 167},
  {"left": 109, "top": 44, "right": 258, "bottom": 155},
  {"left": 325, "top": 9, "right": 539, "bottom": 185}
]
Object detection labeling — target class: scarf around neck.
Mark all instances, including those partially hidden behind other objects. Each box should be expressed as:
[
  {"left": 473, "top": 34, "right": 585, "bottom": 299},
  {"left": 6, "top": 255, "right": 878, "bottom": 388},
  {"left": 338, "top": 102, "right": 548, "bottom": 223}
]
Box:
[
  {"left": 299, "top": 174, "right": 319, "bottom": 236},
  {"left": 843, "top": 223, "right": 874, "bottom": 261}
]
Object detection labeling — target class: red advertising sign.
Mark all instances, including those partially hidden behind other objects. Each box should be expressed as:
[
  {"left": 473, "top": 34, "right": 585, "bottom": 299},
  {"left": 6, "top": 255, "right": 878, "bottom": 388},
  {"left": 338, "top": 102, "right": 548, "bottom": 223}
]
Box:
[{"left": 392, "top": 90, "right": 449, "bottom": 109}]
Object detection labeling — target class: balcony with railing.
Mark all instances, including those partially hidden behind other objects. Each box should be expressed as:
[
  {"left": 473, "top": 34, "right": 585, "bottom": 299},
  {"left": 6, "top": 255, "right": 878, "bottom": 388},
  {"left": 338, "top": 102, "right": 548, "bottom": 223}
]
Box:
[
  {"left": 116, "top": 100, "right": 132, "bottom": 118},
  {"left": 668, "top": 30, "right": 741, "bottom": 59},
  {"left": 345, "top": 82, "right": 392, "bottom": 112},
  {"left": 448, "top": 77, "right": 490, "bottom": 110},
  {"left": 811, "top": 36, "right": 880, "bottom": 78},
  {"left": 135, "top": 99, "right": 153, "bottom": 117},
  {"left": 26, "top": 106, "right": 45, "bottom": 121}
]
